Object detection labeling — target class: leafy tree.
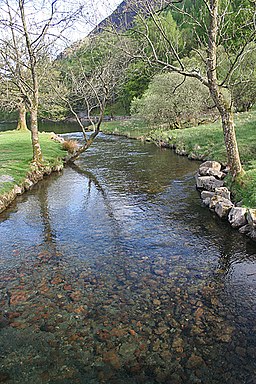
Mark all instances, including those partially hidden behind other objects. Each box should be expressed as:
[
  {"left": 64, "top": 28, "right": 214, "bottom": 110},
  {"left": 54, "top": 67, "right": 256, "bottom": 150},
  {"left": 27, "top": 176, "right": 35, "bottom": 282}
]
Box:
[
  {"left": 131, "top": 72, "right": 213, "bottom": 127},
  {"left": 113, "top": 0, "right": 256, "bottom": 177}
]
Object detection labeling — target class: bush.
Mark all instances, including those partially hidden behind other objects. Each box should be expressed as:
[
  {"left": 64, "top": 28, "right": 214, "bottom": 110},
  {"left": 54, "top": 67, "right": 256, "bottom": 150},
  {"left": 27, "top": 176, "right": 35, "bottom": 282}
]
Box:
[
  {"left": 62, "top": 139, "right": 79, "bottom": 154},
  {"left": 131, "top": 72, "right": 214, "bottom": 128}
]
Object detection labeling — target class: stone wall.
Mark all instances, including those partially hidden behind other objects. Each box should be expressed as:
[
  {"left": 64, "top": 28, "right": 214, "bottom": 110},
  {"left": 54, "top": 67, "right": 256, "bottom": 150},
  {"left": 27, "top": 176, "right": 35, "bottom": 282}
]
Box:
[{"left": 196, "top": 161, "right": 256, "bottom": 242}]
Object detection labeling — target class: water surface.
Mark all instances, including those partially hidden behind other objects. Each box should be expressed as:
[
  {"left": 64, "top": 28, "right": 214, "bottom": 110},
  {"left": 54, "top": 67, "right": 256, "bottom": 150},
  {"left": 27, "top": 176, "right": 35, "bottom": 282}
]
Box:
[{"left": 0, "top": 133, "right": 255, "bottom": 384}]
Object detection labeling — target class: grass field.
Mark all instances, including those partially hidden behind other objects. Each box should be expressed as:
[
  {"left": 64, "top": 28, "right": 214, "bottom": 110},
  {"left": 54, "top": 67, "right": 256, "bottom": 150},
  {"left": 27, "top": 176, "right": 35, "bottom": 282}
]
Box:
[
  {"left": 102, "top": 111, "right": 256, "bottom": 208},
  {"left": 0, "top": 130, "right": 65, "bottom": 195}
]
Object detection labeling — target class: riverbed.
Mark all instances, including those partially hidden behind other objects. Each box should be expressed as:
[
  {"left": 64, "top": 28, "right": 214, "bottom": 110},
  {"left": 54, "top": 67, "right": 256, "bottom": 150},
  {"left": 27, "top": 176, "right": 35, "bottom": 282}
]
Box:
[{"left": 0, "top": 133, "right": 255, "bottom": 383}]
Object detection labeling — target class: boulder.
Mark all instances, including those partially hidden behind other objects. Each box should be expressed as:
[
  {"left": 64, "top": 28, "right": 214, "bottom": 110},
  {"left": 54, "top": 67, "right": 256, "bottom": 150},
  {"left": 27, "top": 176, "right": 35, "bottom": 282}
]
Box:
[
  {"left": 228, "top": 207, "right": 247, "bottom": 228},
  {"left": 209, "top": 194, "right": 223, "bottom": 209},
  {"left": 13, "top": 185, "right": 23, "bottom": 196},
  {"left": 247, "top": 209, "right": 256, "bottom": 228},
  {"left": 199, "top": 161, "right": 221, "bottom": 172},
  {"left": 215, "top": 198, "right": 234, "bottom": 218},
  {"left": 195, "top": 174, "right": 224, "bottom": 191},
  {"left": 239, "top": 224, "right": 256, "bottom": 241},
  {"left": 198, "top": 166, "right": 225, "bottom": 179},
  {"left": 23, "top": 178, "right": 33, "bottom": 190},
  {"left": 214, "top": 187, "right": 231, "bottom": 200},
  {"left": 201, "top": 191, "right": 214, "bottom": 206},
  {"left": 239, "top": 224, "right": 251, "bottom": 235}
]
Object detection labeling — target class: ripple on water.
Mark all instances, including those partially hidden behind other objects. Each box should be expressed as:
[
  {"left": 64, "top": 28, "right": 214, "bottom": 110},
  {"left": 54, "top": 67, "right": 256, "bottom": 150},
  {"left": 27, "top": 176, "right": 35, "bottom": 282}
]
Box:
[{"left": 0, "top": 133, "right": 255, "bottom": 383}]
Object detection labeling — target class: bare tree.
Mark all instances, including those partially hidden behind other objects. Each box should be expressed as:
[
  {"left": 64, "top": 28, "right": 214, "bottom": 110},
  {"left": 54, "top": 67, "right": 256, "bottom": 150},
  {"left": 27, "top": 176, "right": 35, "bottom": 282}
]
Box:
[
  {"left": 59, "top": 34, "right": 131, "bottom": 160},
  {"left": 110, "top": 0, "right": 256, "bottom": 177},
  {"left": 0, "top": 0, "right": 83, "bottom": 163}
]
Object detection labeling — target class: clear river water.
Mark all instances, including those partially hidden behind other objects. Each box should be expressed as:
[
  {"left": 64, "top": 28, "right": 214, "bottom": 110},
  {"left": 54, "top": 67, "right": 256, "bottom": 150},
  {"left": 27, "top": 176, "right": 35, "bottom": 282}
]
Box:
[{"left": 0, "top": 131, "right": 256, "bottom": 384}]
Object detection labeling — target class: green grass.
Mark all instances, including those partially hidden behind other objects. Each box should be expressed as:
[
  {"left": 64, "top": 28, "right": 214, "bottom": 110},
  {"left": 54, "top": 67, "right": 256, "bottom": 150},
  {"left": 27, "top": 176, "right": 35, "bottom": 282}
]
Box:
[
  {"left": 0, "top": 130, "right": 66, "bottom": 195},
  {"left": 102, "top": 112, "right": 256, "bottom": 208},
  {"left": 101, "top": 118, "right": 153, "bottom": 139}
]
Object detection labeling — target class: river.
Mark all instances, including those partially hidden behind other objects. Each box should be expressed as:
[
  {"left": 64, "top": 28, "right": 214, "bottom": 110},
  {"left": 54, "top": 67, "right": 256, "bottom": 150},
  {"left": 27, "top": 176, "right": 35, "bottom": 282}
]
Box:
[{"left": 0, "top": 132, "right": 255, "bottom": 383}]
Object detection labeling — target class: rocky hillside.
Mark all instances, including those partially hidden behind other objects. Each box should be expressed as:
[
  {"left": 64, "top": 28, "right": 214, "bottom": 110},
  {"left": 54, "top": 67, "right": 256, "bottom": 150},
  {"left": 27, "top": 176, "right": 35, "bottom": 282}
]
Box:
[{"left": 92, "top": 1, "right": 136, "bottom": 33}]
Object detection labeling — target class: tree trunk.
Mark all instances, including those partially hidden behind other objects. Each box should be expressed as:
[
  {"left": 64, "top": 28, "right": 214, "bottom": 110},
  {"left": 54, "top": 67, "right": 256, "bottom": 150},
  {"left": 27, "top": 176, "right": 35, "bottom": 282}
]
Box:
[
  {"left": 207, "top": 0, "right": 243, "bottom": 177},
  {"left": 16, "top": 102, "right": 28, "bottom": 131},
  {"left": 217, "top": 96, "right": 243, "bottom": 176},
  {"left": 30, "top": 105, "right": 43, "bottom": 163}
]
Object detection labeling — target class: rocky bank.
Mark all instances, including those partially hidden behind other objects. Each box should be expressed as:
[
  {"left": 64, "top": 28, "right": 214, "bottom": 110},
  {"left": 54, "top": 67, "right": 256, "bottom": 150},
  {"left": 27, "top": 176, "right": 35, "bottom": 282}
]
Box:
[{"left": 196, "top": 160, "right": 256, "bottom": 242}]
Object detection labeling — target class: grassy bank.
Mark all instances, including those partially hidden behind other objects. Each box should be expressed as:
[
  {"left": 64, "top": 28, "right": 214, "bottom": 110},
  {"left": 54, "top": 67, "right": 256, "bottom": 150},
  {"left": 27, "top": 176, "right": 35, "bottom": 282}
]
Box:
[
  {"left": 0, "top": 130, "right": 66, "bottom": 195},
  {"left": 102, "top": 112, "right": 256, "bottom": 208},
  {"left": 101, "top": 118, "right": 152, "bottom": 139}
]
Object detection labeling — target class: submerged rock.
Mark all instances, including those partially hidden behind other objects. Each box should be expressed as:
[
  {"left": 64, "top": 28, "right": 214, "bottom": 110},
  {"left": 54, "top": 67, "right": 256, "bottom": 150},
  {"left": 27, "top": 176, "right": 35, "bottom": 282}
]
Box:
[{"left": 187, "top": 354, "right": 205, "bottom": 368}]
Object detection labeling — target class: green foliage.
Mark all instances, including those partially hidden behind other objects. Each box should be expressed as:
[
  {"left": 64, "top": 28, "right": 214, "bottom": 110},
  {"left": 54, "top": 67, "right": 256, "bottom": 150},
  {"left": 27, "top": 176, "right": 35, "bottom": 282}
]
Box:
[
  {"left": 231, "top": 44, "right": 256, "bottom": 112},
  {"left": 216, "top": 43, "right": 256, "bottom": 112},
  {"left": 38, "top": 61, "right": 69, "bottom": 120},
  {"left": 219, "top": 0, "right": 255, "bottom": 52},
  {"left": 0, "top": 110, "right": 18, "bottom": 122},
  {"left": 131, "top": 72, "right": 212, "bottom": 127},
  {"left": 172, "top": 0, "right": 255, "bottom": 53},
  {"left": 118, "top": 60, "right": 155, "bottom": 113}
]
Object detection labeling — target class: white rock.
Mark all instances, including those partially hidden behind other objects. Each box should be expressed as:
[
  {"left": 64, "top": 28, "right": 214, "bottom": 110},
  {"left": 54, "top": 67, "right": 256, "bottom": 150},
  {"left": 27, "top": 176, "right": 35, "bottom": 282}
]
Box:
[
  {"left": 13, "top": 185, "right": 23, "bottom": 195},
  {"left": 195, "top": 174, "right": 224, "bottom": 191},
  {"left": 215, "top": 198, "right": 234, "bottom": 218},
  {"left": 228, "top": 207, "right": 248, "bottom": 228},
  {"left": 214, "top": 187, "right": 231, "bottom": 200},
  {"left": 201, "top": 191, "right": 214, "bottom": 206},
  {"left": 199, "top": 161, "right": 221, "bottom": 172},
  {"left": 198, "top": 166, "right": 226, "bottom": 179},
  {"left": 209, "top": 195, "right": 224, "bottom": 209},
  {"left": 24, "top": 179, "right": 33, "bottom": 190}
]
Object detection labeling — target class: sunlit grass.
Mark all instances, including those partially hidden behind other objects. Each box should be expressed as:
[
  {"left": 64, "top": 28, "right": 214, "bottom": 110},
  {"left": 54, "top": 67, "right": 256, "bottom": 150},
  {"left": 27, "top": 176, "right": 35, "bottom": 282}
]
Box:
[{"left": 0, "top": 130, "right": 66, "bottom": 195}]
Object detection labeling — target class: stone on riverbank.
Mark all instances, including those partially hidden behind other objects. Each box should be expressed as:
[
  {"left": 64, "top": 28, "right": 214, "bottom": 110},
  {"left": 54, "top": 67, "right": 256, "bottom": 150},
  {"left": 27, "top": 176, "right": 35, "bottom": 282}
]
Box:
[
  {"left": 215, "top": 198, "right": 234, "bottom": 218},
  {"left": 198, "top": 164, "right": 225, "bottom": 179},
  {"left": 201, "top": 191, "right": 214, "bottom": 206},
  {"left": 195, "top": 174, "right": 224, "bottom": 191},
  {"left": 239, "top": 224, "right": 256, "bottom": 240},
  {"left": 246, "top": 209, "right": 256, "bottom": 228},
  {"left": 0, "top": 162, "right": 64, "bottom": 214},
  {"left": 214, "top": 187, "right": 231, "bottom": 200},
  {"left": 228, "top": 207, "right": 248, "bottom": 228},
  {"left": 195, "top": 157, "right": 256, "bottom": 241},
  {"left": 199, "top": 161, "right": 221, "bottom": 172}
]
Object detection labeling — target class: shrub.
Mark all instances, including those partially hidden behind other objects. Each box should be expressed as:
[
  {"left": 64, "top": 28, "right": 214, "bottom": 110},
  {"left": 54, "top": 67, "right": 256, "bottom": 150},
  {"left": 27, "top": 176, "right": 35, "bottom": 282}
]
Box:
[
  {"left": 62, "top": 139, "right": 79, "bottom": 154},
  {"left": 131, "top": 72, "right": 214, "bottom": 128}
]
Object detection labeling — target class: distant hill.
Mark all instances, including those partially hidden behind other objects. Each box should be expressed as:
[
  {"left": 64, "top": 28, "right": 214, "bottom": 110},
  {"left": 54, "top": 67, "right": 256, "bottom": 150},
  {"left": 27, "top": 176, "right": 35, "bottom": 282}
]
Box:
[
  {"left": 91, "top": 1, "right": 137, "bottom": 33},
  {"left": 60, "top": 0, "right": 159, "bottom": 58}
]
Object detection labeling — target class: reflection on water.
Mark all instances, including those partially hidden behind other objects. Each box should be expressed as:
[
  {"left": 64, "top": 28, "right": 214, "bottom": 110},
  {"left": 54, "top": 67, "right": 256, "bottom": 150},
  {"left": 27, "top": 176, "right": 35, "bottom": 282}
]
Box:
[
  {"left": 0, "top": 120, "right": 83, "bottom": 134},
  {"left": 0, "top": 134, "right": 256, "bottom": 384}
]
